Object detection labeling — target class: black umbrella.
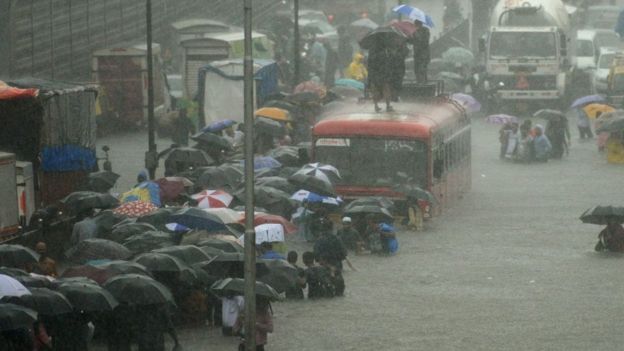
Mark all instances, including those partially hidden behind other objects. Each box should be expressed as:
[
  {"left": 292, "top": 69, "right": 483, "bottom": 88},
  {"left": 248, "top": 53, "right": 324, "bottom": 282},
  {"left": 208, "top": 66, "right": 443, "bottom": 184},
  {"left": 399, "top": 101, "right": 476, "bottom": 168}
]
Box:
[
  {"left": 65, "top": 239, "right": 132, "bottom": 264},
  {"left": 197, "top": 238, "right": 243, "bottom": 253},
  {"left": 392, "top": 185, "right": 436, "bottom": 203},
  {"left": 56, "top": 282, "right": 118, "bottom": 312},
  {"left": 288, "top": 173, "right": 336, "bottom": 197},
  {"left": 170, "top": 207, "right": 227, "bottom": 232},
  {"left": 14, "top": 275, "right": 53, "bottom": 289},
  {"left": 103, "top": 274, "right": 174, "bottom": 306},
  {"left": 345, "top": 197, "right": 395, "bottom": 211},
  {"left": 50, "top": 277, "right": 99, "bottom": 289},
  {"left": 359, "top": 25, "right": 407, "bottom": 50},
  {"left": 152, "top": 245, "right": 212, "bottom": 264},
  {"left": 191, "top": 132, "right": 233, "bottom": 150},
  {"left": 88, "top": 171, "right": 120, "bottom": 193},
  {"left": 255, "top": 176, "right": 296, "bottom": 194},
  {"left": 267, "top": 146, "right": 301, "bottom": 167},
  {"left": 596, "top": 117, "right": 624, "bottom": 133},
  {"left": 136, "top": 207, "right": 180, "bottom": 230},
  {"left": 2, "top": 288, "right": 73, "bottom": 316},
  {"left": 97, "top": 260, "right": 151, "bottom": 276},
  {"left": 105, "top": 222, "right": 158, "bottom": 243},
  {"left": 257, "top": 259, "right": 299, "bottom": 294},
  {"left": 196, "top": 167, "right": 241, "bottom": 191},
  {"left": 60, "top": 191, "right": 120, "bottom": 213},
  {"left": 210, "top": 278, "right": 282, "bottom": 301},
  {"left": 344, "top": 205, "right": 393, "bottom": 221},
  {"left": 134, "top": 252, "right": 189, "bottom": 273},
  {"left": 580, "top": 206, "right": 624, "bottom": 225},
  {"left": 163, "top": 147, "right": 215, "bottom": 174},
  {"left": 0, "top": 303, "right": 37, "bottom": 331},
  {"left": 122, "top": 231, "right": 175, "bottom": 254},
  {"left": 0, "top": 245, "right": 39, "bottom": 269},
  {"left": 0, "top": 267, "right": 29, "bottom": 278},
  {"left": 255, "top": 117, "right": 285, "bottom": 137},
  {"left": 196, "top": 253, "right": 269, "bottom": 277}
]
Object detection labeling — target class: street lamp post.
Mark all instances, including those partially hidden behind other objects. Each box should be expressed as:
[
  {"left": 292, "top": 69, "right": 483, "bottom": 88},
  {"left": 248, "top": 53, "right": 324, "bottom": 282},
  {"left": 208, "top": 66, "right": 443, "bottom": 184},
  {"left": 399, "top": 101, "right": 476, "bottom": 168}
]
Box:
[
  {"left": 145, "top": 0, "right": 157, "bottom": 179},
  {"left": 242, "top": 0, "right": 257, "bottom": 350},
  {"left": 293, "top": 0, "right": 300, "bottom": 86}
]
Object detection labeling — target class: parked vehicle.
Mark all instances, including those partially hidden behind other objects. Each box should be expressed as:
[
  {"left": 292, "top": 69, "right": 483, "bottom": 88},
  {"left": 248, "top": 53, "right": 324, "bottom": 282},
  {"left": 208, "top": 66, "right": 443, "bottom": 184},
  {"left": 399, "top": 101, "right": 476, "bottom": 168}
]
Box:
[
  {"left": 92, "top": 43, "right": 166, "bottom": 127},
  {"left": 575, "top": 30, "right": 598, "bottom": 71},
  {"left": 0, "top": 152, "right": 19, "bottom": 242},
  {"left": 594, "top": 47, "right": 620, "bottom": 94}
]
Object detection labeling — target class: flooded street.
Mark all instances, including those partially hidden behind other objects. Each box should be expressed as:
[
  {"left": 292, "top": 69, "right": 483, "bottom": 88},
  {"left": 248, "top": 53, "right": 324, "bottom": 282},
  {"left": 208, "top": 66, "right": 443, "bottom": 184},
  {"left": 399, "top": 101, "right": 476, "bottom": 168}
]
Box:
[{"left": 96, "top": 115, "right": 624, "bottom": 351}]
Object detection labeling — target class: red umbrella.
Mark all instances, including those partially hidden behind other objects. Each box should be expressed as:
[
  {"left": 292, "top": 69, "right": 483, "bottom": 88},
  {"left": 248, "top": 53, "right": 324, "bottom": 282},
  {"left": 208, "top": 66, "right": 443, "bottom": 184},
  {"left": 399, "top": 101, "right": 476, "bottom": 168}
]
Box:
[
  {"left": 191, "top": 190, "right": 233, "bottom": 209},
  {"left": 154, "top": 177, "right": 192, "bottom": 202},
  {"left": 390, "top": 20, "right": 417, "bottom": 37},
  {"left": 240, "top": 213, "right": 297, "bottom": 235},
  {"left": 113, "top": 201, "right": 158, "bottom": 218}
]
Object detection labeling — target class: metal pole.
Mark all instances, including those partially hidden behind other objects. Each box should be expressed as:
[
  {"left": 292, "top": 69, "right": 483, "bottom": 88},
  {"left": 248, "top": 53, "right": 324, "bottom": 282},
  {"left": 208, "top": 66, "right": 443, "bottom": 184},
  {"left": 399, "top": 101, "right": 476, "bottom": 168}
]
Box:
[
  {"left": 243, "top": 0, "right": 256, "bottom": 350},
  {"left": 145, "top": 0, "right": 157, "bottom": 179},
  {"left": 293, "top": 0, "right": 300, "bottom": 86}
]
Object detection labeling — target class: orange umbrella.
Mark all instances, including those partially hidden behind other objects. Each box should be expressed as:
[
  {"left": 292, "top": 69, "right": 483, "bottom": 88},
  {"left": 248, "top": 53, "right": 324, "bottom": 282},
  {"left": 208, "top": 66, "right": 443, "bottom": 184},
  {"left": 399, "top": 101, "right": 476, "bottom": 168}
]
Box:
[
  {"left": 583, "top": 103, "right": 615, "bottom": 119},
  {"left": 254, "top": 107, "right": 291, "bottom": 122}
]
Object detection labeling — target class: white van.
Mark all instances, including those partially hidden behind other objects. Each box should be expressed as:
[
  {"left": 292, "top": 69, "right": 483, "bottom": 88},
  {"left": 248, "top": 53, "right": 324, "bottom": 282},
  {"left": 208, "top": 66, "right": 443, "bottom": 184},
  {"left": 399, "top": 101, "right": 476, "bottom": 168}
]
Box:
[{"left": 575, "top": 30, "right": 597, "bottom": 70}]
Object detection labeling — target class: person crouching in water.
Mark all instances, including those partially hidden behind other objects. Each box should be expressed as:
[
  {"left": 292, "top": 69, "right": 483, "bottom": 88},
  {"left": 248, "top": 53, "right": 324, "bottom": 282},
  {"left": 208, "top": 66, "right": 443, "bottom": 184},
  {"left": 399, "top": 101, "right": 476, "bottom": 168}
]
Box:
[
  {"left": 595, "top": 220, "right": 624, "bottom": 252},
  {"left": 378, "top": 223, "right": 399, "bottom": 256}
]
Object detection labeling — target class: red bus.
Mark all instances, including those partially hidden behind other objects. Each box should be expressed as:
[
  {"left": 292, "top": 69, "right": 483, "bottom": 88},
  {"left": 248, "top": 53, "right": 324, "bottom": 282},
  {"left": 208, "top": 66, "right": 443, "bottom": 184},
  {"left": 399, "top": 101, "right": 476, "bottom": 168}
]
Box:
[{"left": 312, "top": 99, "right": 471, "bottom": 216}]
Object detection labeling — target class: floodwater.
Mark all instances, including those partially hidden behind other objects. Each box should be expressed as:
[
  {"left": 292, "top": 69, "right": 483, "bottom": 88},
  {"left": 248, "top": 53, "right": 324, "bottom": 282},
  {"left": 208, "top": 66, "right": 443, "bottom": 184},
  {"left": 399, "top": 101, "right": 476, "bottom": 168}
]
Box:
[{"left": 96, "top": 115, "right": 624, "bottom": 351}]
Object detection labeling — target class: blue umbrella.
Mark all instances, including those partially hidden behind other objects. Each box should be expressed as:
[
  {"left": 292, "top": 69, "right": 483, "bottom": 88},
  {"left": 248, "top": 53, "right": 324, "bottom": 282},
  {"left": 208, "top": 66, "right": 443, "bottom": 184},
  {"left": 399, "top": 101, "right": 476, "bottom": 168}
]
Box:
[
  {"left": 570, "top": 95, "right": 606, "bottom": 109},
  {"left": 242, "top": 156, "right": 282, "bottom": 170},
  {"left": 451, "top": 93, "right": 481, "bottom": 113},
  {"left": 335, "top": 79, "right": 365, "bottom": 91},
  {"left": 169, "top": 208, "right": 227, "bottom": 232},
  {"left": 290, "top": 189, "right": 342, "bottom": 206},
  {"left": 201, "top": 119, "right": 236, "bottom": 133},
  {"left": 392, "top": 5, "right": 435, "bottom": 28}
]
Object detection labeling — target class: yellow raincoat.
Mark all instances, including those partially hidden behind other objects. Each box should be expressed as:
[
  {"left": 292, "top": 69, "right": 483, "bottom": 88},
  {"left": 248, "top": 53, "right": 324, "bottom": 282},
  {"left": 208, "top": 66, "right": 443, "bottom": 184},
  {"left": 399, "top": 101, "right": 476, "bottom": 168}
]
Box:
[
  {"left": 344, "top": 53, "right": 368, "bottom": 82},
  {"left": 606, "top": 135, "right": 624, "bottom": 164}
]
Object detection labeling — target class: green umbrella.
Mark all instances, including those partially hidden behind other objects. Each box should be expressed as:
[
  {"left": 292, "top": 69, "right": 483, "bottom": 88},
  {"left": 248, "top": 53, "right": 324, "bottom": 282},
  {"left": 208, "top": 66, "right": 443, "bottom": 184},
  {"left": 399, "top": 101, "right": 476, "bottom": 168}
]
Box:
[
  {"left": 580, "top": 206, "right": 624, "bottom": 225},
  {"left": 442, "top": 47, "right": 474, "bottom": 66},
  {"left": 103, "top": 274, "right": 174, "bottom": 306},
  {"left": 0, "top": 303, "right": 37, "bottom": 331},
  {"left": 210, "top": 277, "right": 282, "bottom": 301}
]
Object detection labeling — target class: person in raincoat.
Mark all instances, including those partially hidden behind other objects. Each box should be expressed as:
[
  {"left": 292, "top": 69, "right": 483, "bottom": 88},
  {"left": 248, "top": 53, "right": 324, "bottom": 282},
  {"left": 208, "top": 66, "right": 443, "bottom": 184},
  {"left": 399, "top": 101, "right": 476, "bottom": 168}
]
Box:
[
  {"left": 344, "top": 53, "right": 368, "bottom": 82},
  {"left": 595, "top": 220, "right": 624, "bottom": 252},
  {"left": 606, "top": 132, "right": 624, "bottom": 164},
  {"left": 411, "top": 19, "right": 431, "bottom": 83},
  {"left": 532, "top": 125, "right": 552, "bottom": 162},
  {"left": 545, "top": 113, "right": 571, "bottom": 159}
]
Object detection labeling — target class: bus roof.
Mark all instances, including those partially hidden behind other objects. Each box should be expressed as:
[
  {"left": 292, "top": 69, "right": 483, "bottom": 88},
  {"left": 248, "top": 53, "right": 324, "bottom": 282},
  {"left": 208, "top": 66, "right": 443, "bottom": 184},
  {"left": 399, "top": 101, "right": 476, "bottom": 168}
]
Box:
[{"left": 313, "top": 101, "right": 465, "bottom": 139}]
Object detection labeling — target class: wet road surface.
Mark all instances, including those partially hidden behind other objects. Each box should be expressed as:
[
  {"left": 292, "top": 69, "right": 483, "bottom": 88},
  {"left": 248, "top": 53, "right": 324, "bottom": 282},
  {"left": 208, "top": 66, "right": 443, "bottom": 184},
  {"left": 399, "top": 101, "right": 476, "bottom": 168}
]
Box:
[{"left": 96, "top": 115, "right": 624, "bottom": 350}]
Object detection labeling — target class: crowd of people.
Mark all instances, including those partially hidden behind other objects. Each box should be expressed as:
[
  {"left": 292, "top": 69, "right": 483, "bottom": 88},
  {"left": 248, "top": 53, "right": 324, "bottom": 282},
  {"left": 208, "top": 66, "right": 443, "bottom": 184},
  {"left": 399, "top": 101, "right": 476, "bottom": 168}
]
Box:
[{"left": 498, "top": 116, "right": 570, "bottom": 163}]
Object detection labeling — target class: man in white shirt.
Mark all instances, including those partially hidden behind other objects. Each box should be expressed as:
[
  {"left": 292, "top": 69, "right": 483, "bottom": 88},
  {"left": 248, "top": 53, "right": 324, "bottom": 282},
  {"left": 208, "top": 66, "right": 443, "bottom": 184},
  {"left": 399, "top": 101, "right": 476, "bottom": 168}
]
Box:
[{"left": 221, "top": 294, "right": 244, "bottom": 336}]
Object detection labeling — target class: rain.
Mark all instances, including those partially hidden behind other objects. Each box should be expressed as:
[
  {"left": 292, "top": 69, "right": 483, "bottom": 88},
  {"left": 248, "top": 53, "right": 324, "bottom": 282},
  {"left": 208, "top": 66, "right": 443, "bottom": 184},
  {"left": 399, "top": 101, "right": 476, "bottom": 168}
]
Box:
[{"left": 2, "top": 0, "right": 624, "bottom": 350}]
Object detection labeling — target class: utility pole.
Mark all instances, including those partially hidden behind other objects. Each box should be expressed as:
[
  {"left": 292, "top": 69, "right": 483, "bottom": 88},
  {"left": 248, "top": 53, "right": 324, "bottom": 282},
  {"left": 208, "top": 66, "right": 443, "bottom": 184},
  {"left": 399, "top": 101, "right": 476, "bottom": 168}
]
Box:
[
  {"left": 145, "top": 0, "right": 158, "bottom": 179},
  {"left": 242, "top": 0, "right": 256, "bottom": 349},
  {"left": 293, "top": 0, "right": 301, "bottom": 86}
]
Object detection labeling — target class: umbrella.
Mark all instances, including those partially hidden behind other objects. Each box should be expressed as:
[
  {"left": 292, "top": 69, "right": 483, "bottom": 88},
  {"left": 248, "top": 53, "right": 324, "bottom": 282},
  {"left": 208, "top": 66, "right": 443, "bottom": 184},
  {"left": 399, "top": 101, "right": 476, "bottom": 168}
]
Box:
[
  {"left": 210, "top": 278, "right": 281, "bottom": 301},
  {"left": 50, "top": 277, "right": 99, "bottom": 288},
  {"left": 257, "top": 259, "right": 299, "bottom": 294},
  {"left": 344, "top": 205, "right": 393, "bottom": 221},
  {"left": 263, "top": 100, "right": 301, "bottom": 116},
  {"left": 2, "top": 288, "right": 72, "bottom": 316},
  {"left": 251, "top": 156, "right": 282, "bottom": 170},
  {"left": 198, "top": 238, "right": 243, "bottom": 253},
  {"left": 192, "top": 190, "right": 233, "bottom": 209},
  {"left": 451, "top": 93, "right": 481, "bottom": 113},
  {"left": 392, "top": 5, "right": 434, "bottom": 27},
  {"left": 14, "top": 274, "right": 53, "bottom": 289},
  {"left": 584, "top": 103, "right": 616, "bottom": 119},
  {"left": 290, "top": 189, "right": 342, "bottom": 206},
  {"left": 570, "top": 94, "right": 606, "bottom": 109},
  {"left": 296, "top": 162, "right": 341, "bottom": 183},
  {"left": 56, "top": 282, "right": 118, "bottom": 312},
  {"left": 350, "top": 18, "right": 379, "bottom": 30},
  {"left": 113, "top": 201, "right": 158, "bottom": 218},
  {"left": 60, "top": 260, "right": 151, "bottom": 285},
  {"left": 163, "top": 147, "right": 214, "bottom": 173},
  {"left": 152, "top": 245, "right": 212, "bottom": 265},
  {"left": 196, "top": 167, "right": 240, "bottom": 191},
  {"left": 105, "top": 222, "right": 158, "bottom": 243},
  {"left": 122, "top": 230, "right": 175, "bottom": 254},
  {"left": 254, "top": 223, "right": 285, "bottom": 244},
  {"left": 0, "top": 303, "right": 37, "bottom": 331},
  {"left": 0, "top": 274, "right": 30, "bottom": 297},
  {"left": 191, "top": 131, "right": 233, "bottom": 150},
  {"left": 256, "top": 176, "right": 297, "bottom": 194},
  {"left": 335, "top": 79, "right": 365, "bottom": 91},
  {"left": 154, "top": 177, "right": 193, "bottom": 202},
  {"left": 580, "top": 206, "right": 624, "bottom": 225},
  {"left": 0, "top": 245, "right": 39, "bottom": 269},
  {"left": 533, "top": 109, "right": 565, "bottom": 120},
  {"left": 170, "top": 207, "right": 227, "bottom": 232},
  {"left": 201, "top": 119, "right": 236, "bottom": 133},
  {"left": 165, "top": 223, "right": 190, "bottom": 232},
  {"left": 61, "top": 191, "right": 120, "bottom": 213},
  {"left": 243, "top": 214, "right": 297, "bottom": 235},
  {"left": 395, "top": 185, "right": 436, "bottom": 203},
  {"left": 289, "top": 173, "right": 336, "bottom": 197},
  {"left": 442, "top": 47, "right": 475, "bottom": 66},
  {"left": 103, "top": 274, "right": 174, "bottom": 306},
  {"left": 201, "top": 208, "right": 243, "bottom": 224},
  {"left": 134, "top": 253, "right": 189, "bottom": 273},
  {"left": 255, "top": 107, "right": 291, "bottom": 122},
  {"left": 65, "top": 239, "right": 132, "bottom": 264},
  {"left": 255, "top": 116, "right": 286, "bottom": 138},
  {"left": 0, "top": 267, "right": 28, "bottom": 278},
  {"left": 486, "top": 114, "right": 519, "bottom": 125},
  {"left": 294, "top": 81, "right": 326, "bottom": 97},
  {"left": 180, "top": 229, "right": 238, "bottom": 246},
  {"left": 329, "top": 85, "right": 364, "bottom": 99},
  {"left": 88, "top": 171, "right": 120, "bottom": 192},
  {"left": 359, "top": 26, "right": 407, "bottom": 50},
  {"left": 345, "top": 197, "right": 395, "bottom": 211},
  {"left": 120, "top": 182, "right": 162, "bottom": 207},
  {"left": 390, "top": 20, "right": 418, "bottom": 36},
  {"left": 596, "top": 117, "right": 624, "bottom": 133},
  {"left": 136, "top": 207, "right": 179, "bottom": 229},
  {"left": 266, "top": 147, "right": 301, "bottom": 167}
]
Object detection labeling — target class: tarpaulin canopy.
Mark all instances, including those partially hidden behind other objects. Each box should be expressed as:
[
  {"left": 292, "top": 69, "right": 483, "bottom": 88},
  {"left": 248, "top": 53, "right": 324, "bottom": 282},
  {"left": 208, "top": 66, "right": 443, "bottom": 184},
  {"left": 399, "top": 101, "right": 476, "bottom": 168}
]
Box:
[{"left": 0, "top": 81, "right": 38, "bottom": 100}]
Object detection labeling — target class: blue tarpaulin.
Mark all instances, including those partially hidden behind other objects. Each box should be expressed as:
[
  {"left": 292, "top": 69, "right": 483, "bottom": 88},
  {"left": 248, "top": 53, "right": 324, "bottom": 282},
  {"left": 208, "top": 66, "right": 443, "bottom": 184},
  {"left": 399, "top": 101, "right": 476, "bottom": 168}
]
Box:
[{"left": 40, "top": 145, "right": 96, "bottom": 172}]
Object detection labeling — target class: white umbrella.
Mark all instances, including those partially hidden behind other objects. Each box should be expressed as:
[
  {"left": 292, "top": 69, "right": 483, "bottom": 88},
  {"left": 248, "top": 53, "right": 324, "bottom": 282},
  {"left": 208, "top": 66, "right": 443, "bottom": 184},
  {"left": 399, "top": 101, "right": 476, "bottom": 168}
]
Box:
[
  {"left": 192, "top": 190, "right": 234, "bottom": 209},
  {"left": 0, "top": 274, "right": 31, "bottom": 298},
  {"left": 295, "top": 163, "right": 341, "bottom": 183},
  {"left": 238, "top": 223, "right": 285, "bottom": 246}
]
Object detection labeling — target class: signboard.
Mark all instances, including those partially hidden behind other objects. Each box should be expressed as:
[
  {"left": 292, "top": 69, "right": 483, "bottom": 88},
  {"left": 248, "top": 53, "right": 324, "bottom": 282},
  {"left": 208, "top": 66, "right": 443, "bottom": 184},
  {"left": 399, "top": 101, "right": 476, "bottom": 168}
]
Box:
[{"left": 315, "top": 138, "right": 350, "bottom": 147}]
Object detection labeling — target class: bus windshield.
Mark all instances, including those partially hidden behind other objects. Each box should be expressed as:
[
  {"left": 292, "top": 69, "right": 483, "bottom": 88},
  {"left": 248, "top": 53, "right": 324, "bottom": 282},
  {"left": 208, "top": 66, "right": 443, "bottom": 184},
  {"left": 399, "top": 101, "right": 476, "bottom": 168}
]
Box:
[
  {"left": 490, "top": 32, "right": 557, "bottom": 58},
  {"left": 315, "top": 137, "right": 428, "bottom": 188}
]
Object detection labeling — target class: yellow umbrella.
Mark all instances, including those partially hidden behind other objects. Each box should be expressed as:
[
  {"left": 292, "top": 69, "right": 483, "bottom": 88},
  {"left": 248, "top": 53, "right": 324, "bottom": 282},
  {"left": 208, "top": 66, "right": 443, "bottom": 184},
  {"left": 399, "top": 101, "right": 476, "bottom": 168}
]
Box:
[
  {"left": 254, "top": 107, "right": 291, "bottom": 122},
  {"left": 583, "top": 103, "right": 615, "bottom": 119}
]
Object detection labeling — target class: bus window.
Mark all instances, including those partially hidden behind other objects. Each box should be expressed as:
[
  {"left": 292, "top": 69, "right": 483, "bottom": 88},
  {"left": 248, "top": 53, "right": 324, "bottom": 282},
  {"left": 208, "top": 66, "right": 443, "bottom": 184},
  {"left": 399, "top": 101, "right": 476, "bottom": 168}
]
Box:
[{"left": 433, "top": 147, "right": 444, "bottom": 180}]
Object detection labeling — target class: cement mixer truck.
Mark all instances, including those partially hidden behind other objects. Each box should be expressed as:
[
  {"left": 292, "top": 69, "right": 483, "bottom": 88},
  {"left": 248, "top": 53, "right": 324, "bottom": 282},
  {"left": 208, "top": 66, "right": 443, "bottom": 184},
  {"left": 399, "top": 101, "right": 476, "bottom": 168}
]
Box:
[{"left": 480, "top": 0, "right": 573, "bottom": 111}]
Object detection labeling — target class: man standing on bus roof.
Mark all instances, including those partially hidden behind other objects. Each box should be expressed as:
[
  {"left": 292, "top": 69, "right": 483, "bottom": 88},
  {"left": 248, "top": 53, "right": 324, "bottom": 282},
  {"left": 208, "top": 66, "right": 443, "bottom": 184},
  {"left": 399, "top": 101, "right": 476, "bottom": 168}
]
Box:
[{"left": 411, "top": 19, "right": 430, "bottom": 83}]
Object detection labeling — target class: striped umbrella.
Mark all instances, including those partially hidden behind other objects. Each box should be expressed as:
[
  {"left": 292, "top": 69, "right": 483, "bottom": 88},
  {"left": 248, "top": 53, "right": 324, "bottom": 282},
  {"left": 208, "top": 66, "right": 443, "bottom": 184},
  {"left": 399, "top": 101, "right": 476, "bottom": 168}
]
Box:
[{"left": 192, "top": 190, "right": 233, "bottom": 209}]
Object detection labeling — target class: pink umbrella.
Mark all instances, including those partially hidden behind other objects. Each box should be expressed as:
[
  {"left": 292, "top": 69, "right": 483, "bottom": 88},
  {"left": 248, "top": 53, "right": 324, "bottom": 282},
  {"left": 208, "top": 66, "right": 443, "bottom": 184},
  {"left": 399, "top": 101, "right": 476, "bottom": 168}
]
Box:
[{"left": 192, "top": 190, "right": 233, "bottom": 209}]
